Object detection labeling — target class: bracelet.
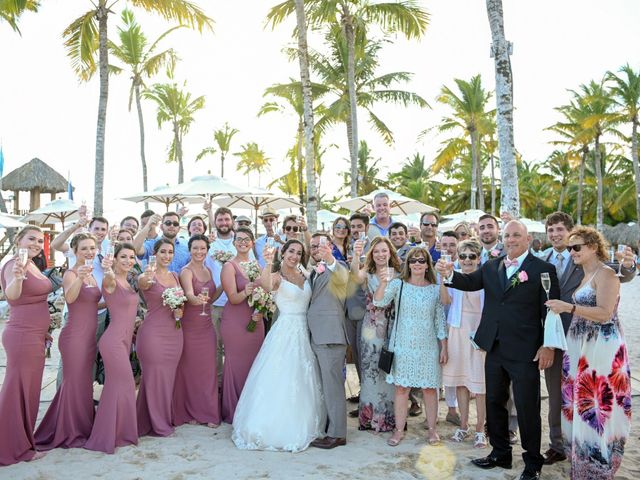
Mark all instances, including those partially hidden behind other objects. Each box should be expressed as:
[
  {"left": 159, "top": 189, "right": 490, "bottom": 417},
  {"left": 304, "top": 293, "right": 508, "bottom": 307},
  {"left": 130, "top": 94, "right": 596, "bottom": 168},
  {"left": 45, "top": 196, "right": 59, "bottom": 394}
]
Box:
[{"left": 570, "top": 304, "right": 576, "bottom": 315}]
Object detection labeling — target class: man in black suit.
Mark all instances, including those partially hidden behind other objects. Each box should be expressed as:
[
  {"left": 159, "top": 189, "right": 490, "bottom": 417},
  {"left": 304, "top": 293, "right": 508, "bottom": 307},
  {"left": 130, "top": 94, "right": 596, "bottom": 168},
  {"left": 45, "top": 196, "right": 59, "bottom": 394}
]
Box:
[
  {"left": 437, "top": 220, "right": 560, "bottom": 480},
  {"left": 541, "top": 212, "right": 637, "bottom": 465}
]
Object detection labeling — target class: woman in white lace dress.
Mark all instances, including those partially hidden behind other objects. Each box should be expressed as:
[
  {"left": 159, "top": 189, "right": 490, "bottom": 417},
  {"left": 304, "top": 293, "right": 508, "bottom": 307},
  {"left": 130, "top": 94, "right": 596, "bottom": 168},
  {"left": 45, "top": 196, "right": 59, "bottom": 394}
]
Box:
[
  {"left": 374, "top": 246, "right": 447, "bottom": 447},
  {"left": 231, "top": 239, "right": 325, "bottom": 452}
]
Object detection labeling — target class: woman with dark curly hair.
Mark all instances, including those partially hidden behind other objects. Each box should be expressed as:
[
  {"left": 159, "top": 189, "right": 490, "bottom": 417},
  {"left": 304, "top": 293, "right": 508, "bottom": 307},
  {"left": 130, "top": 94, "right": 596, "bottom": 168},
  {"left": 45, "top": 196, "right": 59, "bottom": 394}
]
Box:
[{"left": 546, "top": 226, "right": 631, "bottom": 480}]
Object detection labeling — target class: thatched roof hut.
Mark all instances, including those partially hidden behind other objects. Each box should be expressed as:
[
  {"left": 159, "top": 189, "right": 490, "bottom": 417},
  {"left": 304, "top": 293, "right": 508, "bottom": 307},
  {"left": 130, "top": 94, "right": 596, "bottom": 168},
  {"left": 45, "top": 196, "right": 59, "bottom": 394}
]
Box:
[{"left": 1, "top": 157, "right": 70, "bottom": 213}]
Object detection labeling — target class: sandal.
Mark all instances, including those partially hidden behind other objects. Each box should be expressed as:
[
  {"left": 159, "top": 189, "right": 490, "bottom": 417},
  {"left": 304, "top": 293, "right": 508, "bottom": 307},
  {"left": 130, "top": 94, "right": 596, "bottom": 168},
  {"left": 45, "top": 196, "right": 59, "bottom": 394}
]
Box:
[
  {"left": 451, "top": 428, "right": 470, "bottom": 442},
  {"left": 474, "top": 431, "right": 488, "bottom": 448},
  {"left": 427, "top": 428, "right": 440, "bottom": 445},
  {"left": 387, "top": 430, "right": 404, "bottom": 447}
]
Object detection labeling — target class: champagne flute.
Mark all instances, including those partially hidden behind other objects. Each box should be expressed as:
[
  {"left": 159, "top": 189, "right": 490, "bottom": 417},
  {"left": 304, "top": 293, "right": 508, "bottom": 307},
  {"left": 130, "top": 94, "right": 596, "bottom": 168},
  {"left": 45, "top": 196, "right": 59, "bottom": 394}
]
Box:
[
  {"left": 358, "top": 232, "right": 367, "bottom": 264},
  {"left": 609, "top": 246, "right": 616, "bottom": 264},
  {"left": 541, "top": 272, "right": 551, "bottom": 300},
  {"left": 200, "top": 287, "right": 209, "bottom": 316},
  {"left": 319, "top": 236, "right": 328, "bottom": 266},
  {"left": 105, "top": 244, "right": 115, "bottom": 261},
  {"left": 386, "top": 266, "right": 395, "bottom": 282},
  {"left": 148, "top": 255, "right": 157, "bottom": 284},
  {"left": 408, "top": 222, "right": 416, "bottom": 243},
  {"left": 616, "top": 244, "right": 626, "bottom": 277},
  {"left": 84, "top": 259, "right": 95, "bottom": 288},
  {"left": 18, "top": 248, "right": 28, "bottom": 280}
]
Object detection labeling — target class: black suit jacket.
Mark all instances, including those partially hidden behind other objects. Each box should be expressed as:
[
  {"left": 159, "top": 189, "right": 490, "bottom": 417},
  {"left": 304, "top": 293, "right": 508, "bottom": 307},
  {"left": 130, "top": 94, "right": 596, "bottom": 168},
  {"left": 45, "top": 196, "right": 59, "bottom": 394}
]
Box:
[{"left": 450, "top": 253, "right": 560, "bottom": 362}]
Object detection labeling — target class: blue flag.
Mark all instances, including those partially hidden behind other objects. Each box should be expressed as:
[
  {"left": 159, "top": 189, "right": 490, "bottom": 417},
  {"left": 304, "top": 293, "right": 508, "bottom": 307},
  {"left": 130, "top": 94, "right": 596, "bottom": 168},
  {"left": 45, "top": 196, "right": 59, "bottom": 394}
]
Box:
[{"left": 67, "top": 171, "right": 73, "bottom": 200}]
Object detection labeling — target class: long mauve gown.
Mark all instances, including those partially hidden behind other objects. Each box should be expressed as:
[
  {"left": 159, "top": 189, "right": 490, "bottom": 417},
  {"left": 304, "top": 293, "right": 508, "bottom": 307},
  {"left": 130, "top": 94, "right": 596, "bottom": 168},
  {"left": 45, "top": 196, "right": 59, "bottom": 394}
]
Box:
[
  {"left": 173, "top": 267, "right": 220, "bottom": 426},
  {"left": 84, "top": 280, "right": 138, "bottom": 454},
  {"left": 0, "top": 260, "right": 51, "bottom": 466},
  {"left": 221, "top": 261, "right": 264, "bottom": 423},
  {"left": 136, "top": 273, "right": 184, "bottom": 437},
  {"left": 35, "top": 274, "right": 101, "bottom": 450}
]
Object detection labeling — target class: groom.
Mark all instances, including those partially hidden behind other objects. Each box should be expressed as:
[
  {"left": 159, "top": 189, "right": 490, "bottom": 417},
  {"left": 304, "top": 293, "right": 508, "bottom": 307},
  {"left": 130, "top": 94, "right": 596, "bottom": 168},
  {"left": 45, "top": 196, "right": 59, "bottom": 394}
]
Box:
[
  {"left": 437, "top": 220, "right": 560, "bottom": 480},
  {"left": 307, "top": 233, "right": 350, "bottom": 449}
]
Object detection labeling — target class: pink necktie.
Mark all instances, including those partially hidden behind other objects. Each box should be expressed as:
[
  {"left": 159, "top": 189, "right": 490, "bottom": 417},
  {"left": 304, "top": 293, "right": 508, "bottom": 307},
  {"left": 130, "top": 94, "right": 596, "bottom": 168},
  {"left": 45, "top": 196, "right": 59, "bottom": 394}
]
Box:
[{"left": 504, "top": 258, "right": 519, "bottom": 268}]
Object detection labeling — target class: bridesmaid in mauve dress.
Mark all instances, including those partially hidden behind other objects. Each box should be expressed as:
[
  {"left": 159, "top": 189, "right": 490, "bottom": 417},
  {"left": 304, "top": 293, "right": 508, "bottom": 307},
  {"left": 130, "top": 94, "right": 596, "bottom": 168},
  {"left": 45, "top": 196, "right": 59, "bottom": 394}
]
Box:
[
  {"left": 136, "top": 239, "right": 184, "bottom": 437},
  {"left": 174, "top": 235, "right": 223, "bottom": 427},
  {"left": 85, "top": 243, "right": 139, "bottom": 454},
  {"left": 0, "top": 226, "right": 50, "bottom": 466},
  {"left": 221, "top": 227, "right": 264, "bottom": 423},
  {"left": 35, "top": 234, "right": 101, "bottom": 450}
]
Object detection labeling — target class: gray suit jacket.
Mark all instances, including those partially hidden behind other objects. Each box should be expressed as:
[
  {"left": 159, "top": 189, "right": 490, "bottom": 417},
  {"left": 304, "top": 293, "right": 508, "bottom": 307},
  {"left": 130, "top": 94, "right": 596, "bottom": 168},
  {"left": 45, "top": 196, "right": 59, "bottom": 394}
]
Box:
[
  {"left": 544, "top": 250, "right": 636, "bottom": 331},
  {"left": 307, "top": 261, "right": 349, "bottom": 345}
]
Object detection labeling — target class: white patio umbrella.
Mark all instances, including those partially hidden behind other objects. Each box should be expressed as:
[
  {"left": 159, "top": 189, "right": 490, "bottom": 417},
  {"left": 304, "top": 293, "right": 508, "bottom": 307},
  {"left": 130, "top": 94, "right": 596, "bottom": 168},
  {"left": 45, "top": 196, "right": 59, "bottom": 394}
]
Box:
[
  {"left": 177, "top": 175, "right": 254, "bottom": 200},
  {"left": 520, "top": 217, "right": 546, "bottom": 234},
  {"left": 0, "top": 213, "right": 28, "bottom": 228},
  {"left": 120, "top": 184, "right": 201, "bottom": 210},
  {"left": 21, "top": 198, "right": 80, "bottom": 228},
  {"left": 336, "top": 189, "right": 437, "bottom": 215},
  {"left": 438, "top": 209, "right": 487, "bottom": 230},
  {"left": 316, "top": 209, "right": 342, "bottom": 231}
]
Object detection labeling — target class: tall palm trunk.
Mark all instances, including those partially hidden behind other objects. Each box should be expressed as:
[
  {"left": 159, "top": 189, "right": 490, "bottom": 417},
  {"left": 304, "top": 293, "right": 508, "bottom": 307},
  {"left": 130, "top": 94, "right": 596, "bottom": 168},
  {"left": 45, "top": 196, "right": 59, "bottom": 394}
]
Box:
[
  {"left": 296, "top": 123, "right": 305, "bottom": 210},
  {"left": 220, "top": 152, "right": 225, "bottom": 177},
  {"left": 594, "top": 135, "right": 604, "bottom": 231},
  {"left": 576, "top": 146, "right": 588, "bottom": 224},
  {"left": 342, "top": 10, "right": 359, "bottom": 199},
  {"left": 94, "top": 2, "right": 109, "bottom": 215},
  {"left": 469, "top": 129, "right": 478, "bottom": 209},
  {"left": 174, "top": 124, "right": 184, "bottom": 183},
  {"left": 486, "top": 0, "right": 519, "bottom": 216},
  {"left": 632, "top": 117, "right": 640, "bottom": 226},
  {"left": 134, "top": 83, "right": 149, "bottom": 209},
  {"left": 295, "top": 0, "right": 317, "bottom": 229},
  {"left": 490, "top": 153, "right": 496, "bottom": 215},
  {"left": 557, "top": 182, "right": 565, "bottom": 211},
  {"left": 476, "top": 143, "right": 485, "bottom": 211}
]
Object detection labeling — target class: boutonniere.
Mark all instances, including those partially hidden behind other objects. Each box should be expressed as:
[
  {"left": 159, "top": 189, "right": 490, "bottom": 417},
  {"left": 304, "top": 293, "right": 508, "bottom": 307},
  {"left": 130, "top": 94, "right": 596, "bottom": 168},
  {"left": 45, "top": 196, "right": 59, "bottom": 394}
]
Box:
[
  {"left": 490, "top": 249, "right": 501, "bottom": 258},
  {"left": 510, "top": 270, "right": 528, "bottom": 288},
  {"left": 315, "top": 263, "right": 326, "bottom": 274}
]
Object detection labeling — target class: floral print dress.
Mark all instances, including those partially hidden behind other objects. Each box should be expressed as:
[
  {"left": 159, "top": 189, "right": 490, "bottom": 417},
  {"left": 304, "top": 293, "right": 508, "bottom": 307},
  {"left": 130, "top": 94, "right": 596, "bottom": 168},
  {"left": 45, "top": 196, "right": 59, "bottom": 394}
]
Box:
[
  {"left": 561, "top": 277, "right": 631, "bottom": 480},
  {"left": 358, "top": 274, "right": 396, "bottom": 432}
]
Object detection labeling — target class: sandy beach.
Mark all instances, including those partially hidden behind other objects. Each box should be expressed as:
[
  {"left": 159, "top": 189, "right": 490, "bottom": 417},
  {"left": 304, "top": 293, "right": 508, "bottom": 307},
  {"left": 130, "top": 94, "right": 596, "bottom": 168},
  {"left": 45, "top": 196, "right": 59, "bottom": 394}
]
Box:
[{"left": 1, "top": 279, "right": 639, "bottom": 480}]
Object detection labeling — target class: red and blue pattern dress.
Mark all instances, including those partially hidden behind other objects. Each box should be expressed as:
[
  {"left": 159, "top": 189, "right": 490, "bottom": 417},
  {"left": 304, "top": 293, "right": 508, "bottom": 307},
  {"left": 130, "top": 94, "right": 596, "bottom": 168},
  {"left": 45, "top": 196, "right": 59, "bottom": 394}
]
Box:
[{"left": 561, "top": 280, "right": 631, "bottom": 480}]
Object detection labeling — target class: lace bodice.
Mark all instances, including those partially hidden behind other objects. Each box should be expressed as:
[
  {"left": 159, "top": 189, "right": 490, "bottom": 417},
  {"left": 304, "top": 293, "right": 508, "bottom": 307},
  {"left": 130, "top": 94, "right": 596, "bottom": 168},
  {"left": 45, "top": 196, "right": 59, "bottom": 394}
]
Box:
[{"left": 275, "top": 279, "right": 311, "bottom": 316}]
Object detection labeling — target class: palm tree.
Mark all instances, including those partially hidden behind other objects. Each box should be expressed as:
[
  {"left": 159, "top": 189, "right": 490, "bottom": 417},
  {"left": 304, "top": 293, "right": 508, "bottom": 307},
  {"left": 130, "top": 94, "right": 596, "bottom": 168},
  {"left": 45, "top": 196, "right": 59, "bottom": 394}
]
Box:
[
  {"left": 0, "top": 0, "right": 38, "bottom": 34},
  {"left": 544, "top": 150, "right": 576, "bottom": 211},
  {"left": 486, "top": 0, "right": 519, "bottom": 216},
  {"left": 196, "top": 122, "right": 240, "bottom": 178},
  {"left": 63, "top": 0, "right": 212, "bottom": 214},
  {"left": 431, "top": 74, "right": 493, "bottom": 210},
  {"left": 268, "top": 0, "right": 429, "bottom": 198},
  {"left": 143, "top": 82, "right": 205, "bottom": 183},
  {"left": 109, "top": 9, "right": 180, "bottom": 208},
  {"left": 607, "top": 64, "right": 640, "bottom": 225},
  {"left": 340, "top": 141, "right": 388, "bottom": 195},
  {"left": 235, "top": 142, "right": 270, "bottom": 187},
  {"left": 518, "top": 160, "right": 557, "bottom": 219}
]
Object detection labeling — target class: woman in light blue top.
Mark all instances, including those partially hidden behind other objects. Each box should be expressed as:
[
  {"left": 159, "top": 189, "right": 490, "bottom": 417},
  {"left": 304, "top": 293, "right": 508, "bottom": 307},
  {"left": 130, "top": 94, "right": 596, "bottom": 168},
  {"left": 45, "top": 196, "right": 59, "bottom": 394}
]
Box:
[{"left": 374, "top": 246, "right": 447, "bottom": 447}]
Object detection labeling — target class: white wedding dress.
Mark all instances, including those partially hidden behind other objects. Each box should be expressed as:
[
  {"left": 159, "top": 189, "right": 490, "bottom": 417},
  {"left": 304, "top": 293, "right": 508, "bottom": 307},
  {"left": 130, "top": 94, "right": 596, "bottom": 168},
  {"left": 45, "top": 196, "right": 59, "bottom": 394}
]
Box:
[{"left": 232, "top": 279, "right": 326, "bottom": 452}]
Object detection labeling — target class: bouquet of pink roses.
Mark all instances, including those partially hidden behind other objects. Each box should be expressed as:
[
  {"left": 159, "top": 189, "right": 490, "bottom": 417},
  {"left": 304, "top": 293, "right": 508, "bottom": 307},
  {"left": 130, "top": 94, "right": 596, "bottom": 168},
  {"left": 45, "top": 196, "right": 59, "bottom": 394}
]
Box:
[
  {"left": 162, "top": 287, "right": 187, "bottom": 329},
  {"left": 212, "top": 250, "right": 234, "bottom": 264},
  {"left": 247, "top": 286, "right": 276, "bottom": 332}
]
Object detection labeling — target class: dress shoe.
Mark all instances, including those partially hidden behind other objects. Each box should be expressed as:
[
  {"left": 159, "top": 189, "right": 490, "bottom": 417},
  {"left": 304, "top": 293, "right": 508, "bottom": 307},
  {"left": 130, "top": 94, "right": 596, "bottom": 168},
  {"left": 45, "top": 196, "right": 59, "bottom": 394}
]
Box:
[
  {"left": 471, "top": 455, "right": 513, "bottom": 470},
  {"left": 509, "top": 430, "right": 519, "bottom": 445},
  {"left": 519, "top": 468, "right": 540, "bottom": 480},
  {"left": 543, "top": 448, "right": 567, "bottom": 465},
  {"left": 348, "top": 408, "right": 359, "bottom": 418},
  {"left": 310, "top": 437, "right": 346, "bottom": 449},
  {"left": 408, "top": 402, "right": 422, "bottom": 417}
]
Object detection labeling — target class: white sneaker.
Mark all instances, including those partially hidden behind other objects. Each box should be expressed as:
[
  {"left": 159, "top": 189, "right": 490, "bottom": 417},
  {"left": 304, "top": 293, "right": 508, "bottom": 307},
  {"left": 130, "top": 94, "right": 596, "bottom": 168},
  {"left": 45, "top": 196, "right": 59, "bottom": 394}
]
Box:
[
  {"left": 451, "top": 428, "right": 470, "bottom": 442},
  {"left": 474, "top": 431, "right": 488, "bottom": 448}
]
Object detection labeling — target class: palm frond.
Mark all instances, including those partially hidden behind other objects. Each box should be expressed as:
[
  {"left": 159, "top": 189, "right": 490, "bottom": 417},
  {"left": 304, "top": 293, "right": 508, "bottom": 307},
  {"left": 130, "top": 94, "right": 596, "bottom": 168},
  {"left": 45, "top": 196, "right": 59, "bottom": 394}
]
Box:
[{"left": 62, "top": 9, "right": 99, "bottom": 81}]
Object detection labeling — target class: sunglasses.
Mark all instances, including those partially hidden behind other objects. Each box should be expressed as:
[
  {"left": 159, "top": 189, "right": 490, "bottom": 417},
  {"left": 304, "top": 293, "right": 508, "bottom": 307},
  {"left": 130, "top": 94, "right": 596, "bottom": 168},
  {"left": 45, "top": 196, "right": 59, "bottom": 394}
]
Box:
[
  {"left": 163, "top": 221, "right": 180, "bottom": 227},
  {"left": 334, "top": 224, "right": 348, "bottom": 230},
  {"left": 235, "top": 237, "right": 252, "bottom": 244},
  {"left": 285, "top": 226, "right": 300, "bottom": 233},
  {"left": 566, "top": 243, "right": 585, "bottom": 252},
  {"left": 408, "top": 258, "right": 427, "bottom": 264},
  {"left": 458, "top": 253, "right": 478, "bottom": 260},
  {"left": 422, "top": 222, "right": 438, "bottom": 227}
]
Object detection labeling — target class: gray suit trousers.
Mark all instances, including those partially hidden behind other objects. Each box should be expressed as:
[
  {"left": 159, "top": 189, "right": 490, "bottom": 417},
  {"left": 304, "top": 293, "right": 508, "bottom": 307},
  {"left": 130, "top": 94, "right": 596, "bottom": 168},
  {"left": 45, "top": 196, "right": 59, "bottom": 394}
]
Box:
[
  {"left": 544, "top": 348, "right": 564, "bottom": 452},
  {"left": 312, "top": 341, "right": 347, "bottom": 439}
]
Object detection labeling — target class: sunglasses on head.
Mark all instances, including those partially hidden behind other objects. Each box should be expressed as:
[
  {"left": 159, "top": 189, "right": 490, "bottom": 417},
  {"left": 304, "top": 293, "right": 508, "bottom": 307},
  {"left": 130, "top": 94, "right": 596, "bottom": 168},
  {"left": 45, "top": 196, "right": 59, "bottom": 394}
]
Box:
[
  {"left": 422, "top": 221, "right": 438, "bottom": 227},
  {"left": 566, "top": 243, "right": 585, "bottom": 252},
  {"left": 163, "top": 221, "right": 180, "bottom": 227},
  {"left": 458, "top": 253, "right": 478, "bottom": 260},
  {"left": 285, "top": 226, "right": 300, "bottom": 232},
  {"left": 408, "top": 258, "right": 427, "bottom": 264}
]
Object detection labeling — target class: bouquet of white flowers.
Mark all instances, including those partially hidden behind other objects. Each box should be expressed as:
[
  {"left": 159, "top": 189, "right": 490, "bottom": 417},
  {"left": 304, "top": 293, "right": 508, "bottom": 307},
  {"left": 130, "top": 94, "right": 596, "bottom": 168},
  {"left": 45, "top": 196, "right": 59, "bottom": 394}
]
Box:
[
  {"left": 162, "top": 287, "right": 187, "bottom": 329},
  {"left": 212, "top": 250, "right": 234, "bottom": 264},
  {"left": 247, "top": 286, "right": 276, "bottom": 332},
  {"left": 239, "top": 260, "right": 261, "bottom": 281}
]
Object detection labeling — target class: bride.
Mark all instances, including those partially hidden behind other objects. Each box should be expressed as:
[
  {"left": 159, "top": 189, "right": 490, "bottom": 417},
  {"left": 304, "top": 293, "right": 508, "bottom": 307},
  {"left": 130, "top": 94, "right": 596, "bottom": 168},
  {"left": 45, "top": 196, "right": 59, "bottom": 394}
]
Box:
[{"left": 232, "top": 239, "right": 326, "bottom": 452}]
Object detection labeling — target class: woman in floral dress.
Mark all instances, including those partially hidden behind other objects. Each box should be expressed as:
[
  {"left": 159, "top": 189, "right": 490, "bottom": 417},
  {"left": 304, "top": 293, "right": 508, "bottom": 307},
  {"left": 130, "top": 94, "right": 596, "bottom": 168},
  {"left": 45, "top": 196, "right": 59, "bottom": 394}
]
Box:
[
  {"left": 350, "top": 237, "right": 401, "bottom": 432},
  {"left": 546, "top": 226, "right": 631, "bottom": 480}
]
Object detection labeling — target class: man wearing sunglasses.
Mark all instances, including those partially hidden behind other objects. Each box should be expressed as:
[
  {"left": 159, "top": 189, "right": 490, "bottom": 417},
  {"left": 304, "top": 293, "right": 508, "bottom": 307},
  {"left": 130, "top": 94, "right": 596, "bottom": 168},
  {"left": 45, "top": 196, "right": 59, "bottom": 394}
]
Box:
[
  {"left": 416, "top": 211, "right": 441, "bottom": 262},
  {"left": 540, "top": 211, "right": 636, "bottom": 466},
  {"left": 134, "top": 211, "right": 190, "bottom": 273},
  {"left": 255, "top": 207, "right": 280, "bottom": 268}
]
